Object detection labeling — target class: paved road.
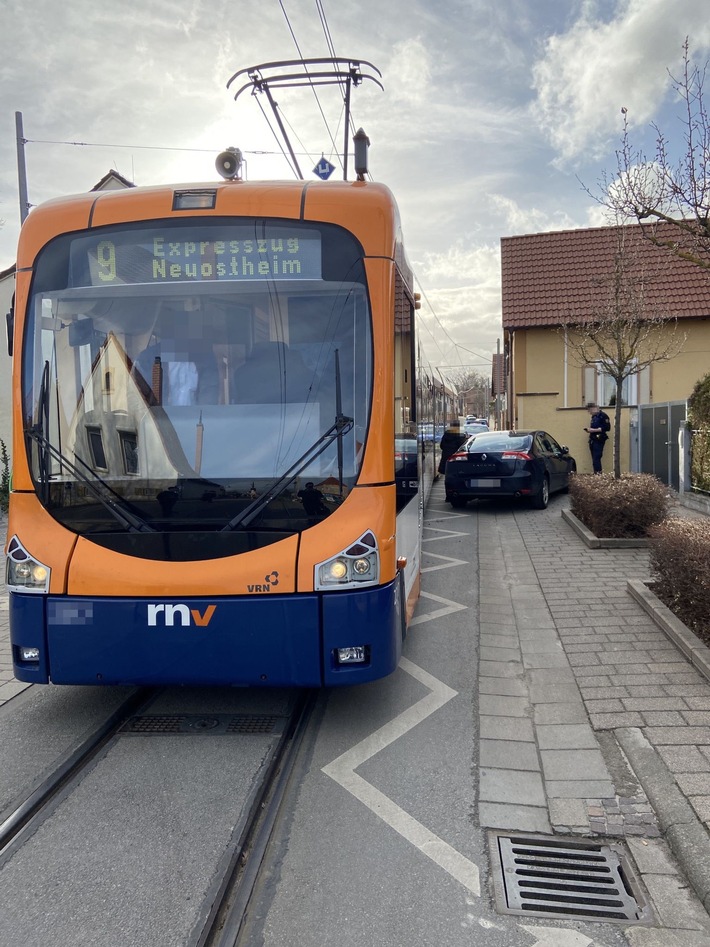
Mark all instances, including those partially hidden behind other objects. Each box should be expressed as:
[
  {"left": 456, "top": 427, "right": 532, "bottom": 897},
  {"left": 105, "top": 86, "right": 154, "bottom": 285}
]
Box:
[{"left": 2, "top": 487, "right": 710, "bottom": 946}]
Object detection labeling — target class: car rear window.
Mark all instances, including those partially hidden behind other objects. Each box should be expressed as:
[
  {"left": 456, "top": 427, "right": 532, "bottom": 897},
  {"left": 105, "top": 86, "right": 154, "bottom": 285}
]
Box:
[{"left": 465, "top": 433, "right": 533, "bottom": 451}]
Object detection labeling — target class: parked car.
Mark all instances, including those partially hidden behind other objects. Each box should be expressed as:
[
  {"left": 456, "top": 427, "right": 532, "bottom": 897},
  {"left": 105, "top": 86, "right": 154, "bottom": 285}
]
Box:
[
  {"left": 464, "top": 416, "right": 489, "bottom": 436},
  {"left": 444, "top": 429, "right": 576, "bottom": 509}
]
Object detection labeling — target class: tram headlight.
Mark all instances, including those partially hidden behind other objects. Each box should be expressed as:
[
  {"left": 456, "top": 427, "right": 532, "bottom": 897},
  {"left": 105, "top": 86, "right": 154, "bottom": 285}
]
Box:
[
  {"left": 315, "top": 530, "right": 379, "bottom": 590},
  {"left": 6, "top": 536, "right": 51, "bottom": 593},
  {"left": 325, "top": 559, "right": 349, "bottom": 581}
]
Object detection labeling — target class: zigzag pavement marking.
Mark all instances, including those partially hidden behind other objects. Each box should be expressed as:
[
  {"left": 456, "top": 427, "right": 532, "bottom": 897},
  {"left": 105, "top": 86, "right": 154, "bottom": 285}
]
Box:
[
  {"left": 322, "top": 656, "right": 480, "bottom": 895},
  {"left": 421, "top": 551, "right": 469, "bottom": 574},
  {"left": 422, "top": 524, "right": 470, "bottom": 543},
  {"left": 409, "top": 591, "right": 468, "bottom": 626}
]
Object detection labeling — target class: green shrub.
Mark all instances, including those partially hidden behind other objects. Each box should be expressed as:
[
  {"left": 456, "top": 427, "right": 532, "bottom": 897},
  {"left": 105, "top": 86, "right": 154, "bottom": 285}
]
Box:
[
  {"left": 688, "top": 373, "right": 710, "bottom": 492},
  {"left": 648, "top": 518, "right": 710, "bottom": 647},
  {"left": 568, "top": 473, "right": 669, "bottom": 538}
]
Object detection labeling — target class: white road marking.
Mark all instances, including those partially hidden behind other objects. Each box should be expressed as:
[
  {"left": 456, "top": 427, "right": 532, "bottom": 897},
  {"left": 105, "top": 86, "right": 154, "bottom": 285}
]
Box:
[
  {"left": 408, "top": 590, "right": 468, "bottom": 626},
  {"left": 422, "top": 525, "right": 469, "bottom": 543},
  {"left": 521, "top": 925, "right": 606, "bottom": 947},
  {"left": 322, "top": 657, "right": 480, "bottom": 895},
  {"left": 421, "top": 551, "right": 469, "bottom": 573}
]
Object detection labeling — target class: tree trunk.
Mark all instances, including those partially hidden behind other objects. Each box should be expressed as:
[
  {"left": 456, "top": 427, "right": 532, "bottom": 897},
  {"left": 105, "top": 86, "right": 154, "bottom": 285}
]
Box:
[{"left": 614, "top": 380, "right": 623, "bottom": 478}]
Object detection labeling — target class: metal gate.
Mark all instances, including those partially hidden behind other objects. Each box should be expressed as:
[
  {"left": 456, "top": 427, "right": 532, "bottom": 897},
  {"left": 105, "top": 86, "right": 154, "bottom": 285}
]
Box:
[{"left": 638, "top": 401, "right": 686, "bottom": 490}]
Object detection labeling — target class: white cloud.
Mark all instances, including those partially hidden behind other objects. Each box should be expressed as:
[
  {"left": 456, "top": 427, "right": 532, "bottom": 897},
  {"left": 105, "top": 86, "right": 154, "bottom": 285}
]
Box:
[
  {"left": 531, "top": 0, "right": 710, "bottom": 163},
  {"left": 488, "top": 194, "right": 579, "bottom": 236},
  {"left": 414, "top": 242, "right": 503, "bottom": 371}
]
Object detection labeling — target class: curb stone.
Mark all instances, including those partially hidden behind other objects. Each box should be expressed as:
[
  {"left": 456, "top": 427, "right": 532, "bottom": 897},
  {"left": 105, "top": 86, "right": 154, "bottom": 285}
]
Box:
[
  {"left": 616, "top": 726, "right": 710, "bottom": 916},
  {"left": 561, "top": 508, "right": 650, "bottom": 548},
  {"left": 627, "top": 579, "right": 710, "bottom": 685}
]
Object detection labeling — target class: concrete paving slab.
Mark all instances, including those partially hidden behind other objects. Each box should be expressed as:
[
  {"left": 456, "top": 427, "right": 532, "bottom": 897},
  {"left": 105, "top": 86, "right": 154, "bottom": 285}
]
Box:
[
  {"left": 479, "top": 660, "right": 525, "bottom": 679},
  {"left": 522, "top": 653, "right": 571, "bottom": 669},
  {"left": 657, "top": 746, "right": 710, "bottom": 772},
  {"left": 533, "top": 702, "right": 590, "bottom": 725},
  {"left": 479, "top": 715, "right": 535, "bottom": 742},
  {"left": 545, "top": 779, "right": 617, "bottom": 797},
  {"left": 535, "top": 723, "right": 599, "bottom": 750},
  {"left": 478, "top": 694, "right": 529, "bottom": 717},
  {"left": 540, "top": 748, "right": 612, "bottom": 781},
  {"left": 478, "top": 677, "right": 528, "bottom": 697},
  {"left": 479, "top": 646, "right": 522, "bottom": 663},
  {"left": 529, "top": 682, "right": 583, "bottom": 704},
  {"left": 477, "top": 801, "right": 552, "bottom": 833},
  {"left": 643, "top": 873, "right": 710, "bottom": 932},
  {"left": 479, "top": 739, "right": 540, "bottom": 771},
  {"left": 479, "top": 767, "right": 546, "bottom": 806},
  {"left": 548, "top": 798, "right": 589, "bottom": 828}
]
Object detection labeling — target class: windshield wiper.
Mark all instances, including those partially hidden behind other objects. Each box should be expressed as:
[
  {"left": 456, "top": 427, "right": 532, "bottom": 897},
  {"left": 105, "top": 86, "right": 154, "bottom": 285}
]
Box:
[
  {"left": 26, "top": 427, "right": 156, "bottom": 533},
  {"left": 35, "top": 361, "right": 52, "bottom": 503},
  {"left": 221, "top": 412, "right": 353, "bottom": 532}
]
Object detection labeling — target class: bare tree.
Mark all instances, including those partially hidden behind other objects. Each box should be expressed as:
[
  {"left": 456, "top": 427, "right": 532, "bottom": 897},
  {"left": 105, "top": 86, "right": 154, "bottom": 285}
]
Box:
[
  {"left": 597, "top": 41, "right": 710, "bottom": 270},
  {"left": 444, "top": 369, "right": 489, "bottom": 417},
  {"left": 559, "top": 229, "right": 685, "bottom": 477}
]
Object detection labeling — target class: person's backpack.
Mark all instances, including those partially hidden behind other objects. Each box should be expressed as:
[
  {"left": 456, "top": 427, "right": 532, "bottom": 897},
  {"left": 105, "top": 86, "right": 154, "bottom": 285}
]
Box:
[{"left": 599, "top": 411, "right": 611, "bottom": 433}]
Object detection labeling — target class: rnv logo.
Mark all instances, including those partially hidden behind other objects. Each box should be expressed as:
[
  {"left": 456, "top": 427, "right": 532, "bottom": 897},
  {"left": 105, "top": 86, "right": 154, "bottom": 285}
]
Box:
[{"left": 147, "top": 604, "right": 216, "bottom": 627}]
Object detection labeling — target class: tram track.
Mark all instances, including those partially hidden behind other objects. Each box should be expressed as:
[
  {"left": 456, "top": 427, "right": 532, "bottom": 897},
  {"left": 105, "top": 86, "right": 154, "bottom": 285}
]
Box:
[
  {"left": 199, "top": 689, "right": 318, "bottom": 947},
  {"left": 0, "top": 687, "right": 158, "bottom": 861},
  {"left": 0, "top": 684, "right": 319, "bottom": 947}
]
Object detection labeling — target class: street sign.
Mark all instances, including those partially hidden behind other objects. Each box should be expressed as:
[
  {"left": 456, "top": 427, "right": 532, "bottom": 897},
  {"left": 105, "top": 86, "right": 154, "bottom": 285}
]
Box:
[{"left": 313, "top": 157, "right": 336, "bottom": 180}]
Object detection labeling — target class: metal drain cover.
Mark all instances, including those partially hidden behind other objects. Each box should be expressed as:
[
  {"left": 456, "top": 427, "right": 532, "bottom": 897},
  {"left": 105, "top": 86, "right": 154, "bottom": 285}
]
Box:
[
  {"left": 490, "top": 833, "right": 652, "bottom": 924},
  {"left": 122, "top": 714, "right": 285, "bottom": 735}
]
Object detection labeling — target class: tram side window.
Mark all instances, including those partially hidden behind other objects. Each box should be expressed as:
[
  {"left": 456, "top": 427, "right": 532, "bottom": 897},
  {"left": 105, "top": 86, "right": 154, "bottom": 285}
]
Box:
[{"left": 394, "top": 269, "right": 418, "bottom": 510}]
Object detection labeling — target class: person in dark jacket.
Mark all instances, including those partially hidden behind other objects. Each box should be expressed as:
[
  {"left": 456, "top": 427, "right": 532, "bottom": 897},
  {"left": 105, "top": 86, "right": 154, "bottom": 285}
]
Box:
[
  {"left": 438, "top": 421, "right": 467, "bottom": 474},
  {"left": 584, "top": 403, "right": 609, "bottom": 473}
]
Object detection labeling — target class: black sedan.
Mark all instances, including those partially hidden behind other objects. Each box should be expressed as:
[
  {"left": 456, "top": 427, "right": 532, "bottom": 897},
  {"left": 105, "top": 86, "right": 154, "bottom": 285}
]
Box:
[{"left": 444, "top": 430, "right": 576, "bottom": 510}]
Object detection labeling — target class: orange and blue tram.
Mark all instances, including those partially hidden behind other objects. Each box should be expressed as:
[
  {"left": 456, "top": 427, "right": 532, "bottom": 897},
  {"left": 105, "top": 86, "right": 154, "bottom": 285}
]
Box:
[{"left": 5, "top": 178, "right": 440, "bottom": 686}]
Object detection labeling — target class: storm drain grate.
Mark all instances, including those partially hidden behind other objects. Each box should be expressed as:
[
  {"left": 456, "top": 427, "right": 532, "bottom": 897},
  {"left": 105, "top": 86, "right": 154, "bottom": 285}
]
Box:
[
  {"left": 490, "top": 833, "right": 652, "bottom": 924},
  {"left": 122, "top": 714, "right": 285, "bottom": 735}
]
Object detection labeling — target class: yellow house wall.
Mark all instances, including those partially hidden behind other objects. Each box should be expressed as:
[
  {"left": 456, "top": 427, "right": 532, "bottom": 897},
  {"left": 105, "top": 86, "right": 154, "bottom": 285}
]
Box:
[{"left": 509, "top": 321, "right": 710, "bottom": 475}]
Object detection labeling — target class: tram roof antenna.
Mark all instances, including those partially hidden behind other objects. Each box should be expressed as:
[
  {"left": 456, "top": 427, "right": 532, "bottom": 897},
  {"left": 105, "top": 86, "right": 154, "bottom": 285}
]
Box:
[{"left": 226, "top": 58, "right": 383, "bottom": 181}]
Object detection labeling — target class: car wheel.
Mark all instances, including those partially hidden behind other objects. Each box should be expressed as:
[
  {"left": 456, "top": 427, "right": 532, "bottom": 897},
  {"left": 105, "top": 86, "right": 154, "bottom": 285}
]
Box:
[
  {"left": 531, "top": 476, "right": 549, "bottom": 510},
  {"left": 449, "top": 496, "right": 468, "bottom": 509}
]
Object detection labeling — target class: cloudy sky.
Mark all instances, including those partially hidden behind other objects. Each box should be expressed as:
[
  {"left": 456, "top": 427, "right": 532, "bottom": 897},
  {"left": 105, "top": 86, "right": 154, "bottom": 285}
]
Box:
[{"left": 2, "top": 0, "right": 709, "bottom": 380}]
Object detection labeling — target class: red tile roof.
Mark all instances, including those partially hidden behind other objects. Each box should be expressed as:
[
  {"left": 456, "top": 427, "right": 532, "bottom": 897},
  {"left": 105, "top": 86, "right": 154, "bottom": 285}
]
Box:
[{"left": 501, "top": 222, "right": 710, "bottom": 329}]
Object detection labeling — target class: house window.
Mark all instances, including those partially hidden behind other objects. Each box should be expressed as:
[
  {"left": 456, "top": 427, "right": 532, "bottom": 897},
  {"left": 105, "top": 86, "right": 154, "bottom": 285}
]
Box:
[
  {"left": 119, "top": 431, "right": 139, "bottom": 475},
  {"left": 584, "top": 362, "right": 649, "bottom": 406},
  {"left": 599, "top": 368, "right": 636, "bottom": 407},
  {"left": 87, "top": 427, "right": 107, "bottom": 469}
]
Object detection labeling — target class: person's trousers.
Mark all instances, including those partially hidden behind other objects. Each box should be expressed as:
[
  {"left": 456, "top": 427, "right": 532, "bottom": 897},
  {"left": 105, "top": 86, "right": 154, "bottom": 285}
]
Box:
[{"left": 589, "top": 440, "right": 604, "bottom": 473}]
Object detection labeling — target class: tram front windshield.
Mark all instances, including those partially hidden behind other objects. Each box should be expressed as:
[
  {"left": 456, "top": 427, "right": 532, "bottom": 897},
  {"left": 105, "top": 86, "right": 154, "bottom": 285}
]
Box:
[{"left": 22, "top": 219, "right": 372, "bottom": 538}]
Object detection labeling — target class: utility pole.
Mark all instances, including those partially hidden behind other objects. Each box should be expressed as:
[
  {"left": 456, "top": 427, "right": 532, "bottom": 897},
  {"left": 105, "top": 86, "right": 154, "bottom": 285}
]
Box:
[
  {"left": 495, "top": 338, "right": 501, "bottom": 430},
  {"left": 15, "top": 111, "right": 29, "bottom": 224}
]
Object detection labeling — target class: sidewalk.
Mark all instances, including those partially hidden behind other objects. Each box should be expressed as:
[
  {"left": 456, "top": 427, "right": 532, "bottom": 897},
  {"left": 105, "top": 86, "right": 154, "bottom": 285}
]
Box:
[{"left": 470, "top": 485, "right": 710, "bottom": 927}]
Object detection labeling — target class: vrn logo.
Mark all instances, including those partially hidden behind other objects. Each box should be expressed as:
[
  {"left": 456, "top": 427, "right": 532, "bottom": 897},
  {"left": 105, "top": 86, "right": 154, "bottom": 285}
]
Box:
[{"left": 147, "top": 604, "right": 216, "bottom": 627}]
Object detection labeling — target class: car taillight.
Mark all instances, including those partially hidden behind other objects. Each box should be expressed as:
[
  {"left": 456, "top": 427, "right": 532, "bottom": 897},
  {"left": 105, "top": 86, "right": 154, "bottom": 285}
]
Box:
[
  {"left": 448, "top": 451, "right": 468, "bottom": 461},
  {"left": 502, "top": 451, "right": 532, "bottom": 460}
]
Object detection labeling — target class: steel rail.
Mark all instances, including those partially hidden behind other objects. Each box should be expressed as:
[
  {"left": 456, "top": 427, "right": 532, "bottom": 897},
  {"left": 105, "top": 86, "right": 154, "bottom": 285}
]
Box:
[
  {"left": 0, "top": 687, "right": 157, "bottom": 859},
  {"left": 198, "top": 690, "right": 319, "bottom": 947}
]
